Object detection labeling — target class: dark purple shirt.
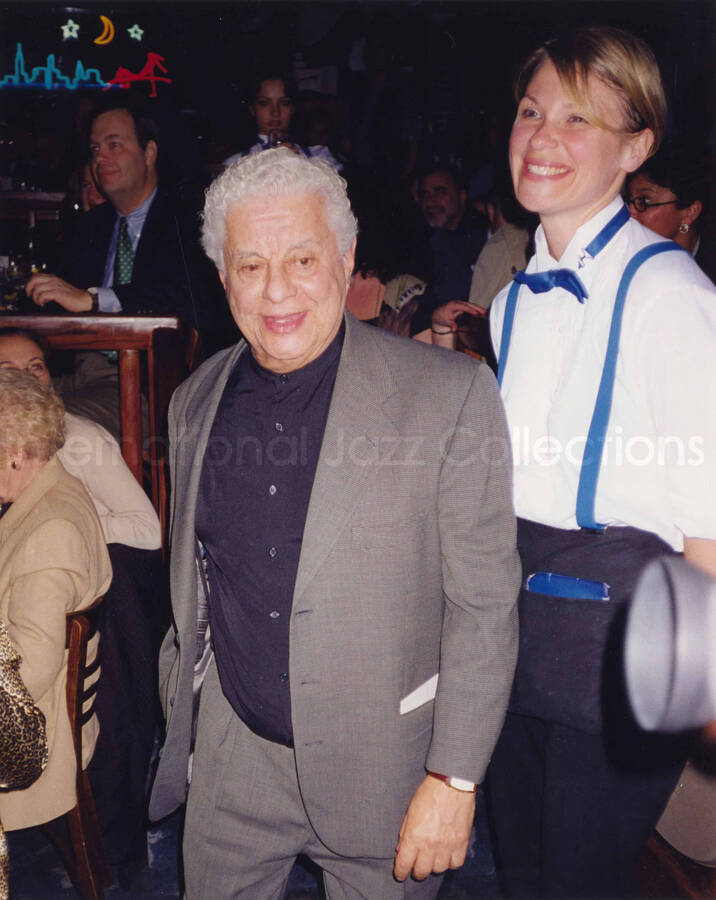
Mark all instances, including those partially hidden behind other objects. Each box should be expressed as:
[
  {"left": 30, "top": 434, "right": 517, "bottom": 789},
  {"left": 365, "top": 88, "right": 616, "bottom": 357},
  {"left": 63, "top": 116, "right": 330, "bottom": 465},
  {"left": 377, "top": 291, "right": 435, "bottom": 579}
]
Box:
[{"left": 196, "top": 327, "right": 343, "bottom": 745}]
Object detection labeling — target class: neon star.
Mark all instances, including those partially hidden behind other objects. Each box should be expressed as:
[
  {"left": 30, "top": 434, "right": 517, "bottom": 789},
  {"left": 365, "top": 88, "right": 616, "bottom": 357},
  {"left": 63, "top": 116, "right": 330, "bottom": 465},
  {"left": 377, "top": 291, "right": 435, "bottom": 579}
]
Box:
[
  {"left": 61, "top": 18, "right": 80, "bottom": 39},
  {"left": 127, "top": 24, "right": 144, "bottom": 41}
]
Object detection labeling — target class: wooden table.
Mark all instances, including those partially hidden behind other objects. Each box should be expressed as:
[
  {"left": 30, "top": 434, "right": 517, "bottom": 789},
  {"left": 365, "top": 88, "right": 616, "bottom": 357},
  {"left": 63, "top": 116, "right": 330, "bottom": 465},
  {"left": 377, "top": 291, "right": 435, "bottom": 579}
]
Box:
[
  {"left": 0, "top": 191, "right": 66, "bottom": 227},
  {"left": 0, "top": 313, "right": 187, "bottom": 542}
]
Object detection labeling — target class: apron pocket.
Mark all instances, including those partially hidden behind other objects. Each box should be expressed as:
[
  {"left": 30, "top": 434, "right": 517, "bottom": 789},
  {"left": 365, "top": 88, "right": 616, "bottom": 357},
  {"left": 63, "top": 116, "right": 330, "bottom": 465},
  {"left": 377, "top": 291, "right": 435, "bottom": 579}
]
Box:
[{"left": 509, "top": 587, "right": 622, "bottom": 734}]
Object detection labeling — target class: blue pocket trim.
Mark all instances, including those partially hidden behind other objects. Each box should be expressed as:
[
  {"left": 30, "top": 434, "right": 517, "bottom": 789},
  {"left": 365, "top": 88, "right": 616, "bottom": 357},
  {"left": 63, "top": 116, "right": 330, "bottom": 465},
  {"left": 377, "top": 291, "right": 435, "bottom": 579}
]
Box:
[{"left": 525, "top": 571, "right": 610, "bottom": 601}]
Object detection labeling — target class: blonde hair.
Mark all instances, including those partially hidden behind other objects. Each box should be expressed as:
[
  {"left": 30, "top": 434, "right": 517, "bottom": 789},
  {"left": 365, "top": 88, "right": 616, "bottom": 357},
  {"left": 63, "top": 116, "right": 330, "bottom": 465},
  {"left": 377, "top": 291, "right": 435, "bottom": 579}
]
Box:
[
  {"left": 515, "top": 26, "right": 667, "bottom": 156},
  {"left": 0, "top": 368, "right": 65, "bottom": 464},
  {"left": 202, "top": 148, "right": 358, "bottom": 272}
]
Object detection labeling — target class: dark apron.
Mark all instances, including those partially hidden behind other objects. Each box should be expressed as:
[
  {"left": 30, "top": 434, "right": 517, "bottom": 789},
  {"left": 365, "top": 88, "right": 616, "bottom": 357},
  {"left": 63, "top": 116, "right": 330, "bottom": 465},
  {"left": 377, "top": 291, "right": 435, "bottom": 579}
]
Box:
[
  {"left": 498, "top": 236, "right": 685, "bottom": 734},
  {"left": 511, "top": 519, "right": 675, "bottom": 733}
]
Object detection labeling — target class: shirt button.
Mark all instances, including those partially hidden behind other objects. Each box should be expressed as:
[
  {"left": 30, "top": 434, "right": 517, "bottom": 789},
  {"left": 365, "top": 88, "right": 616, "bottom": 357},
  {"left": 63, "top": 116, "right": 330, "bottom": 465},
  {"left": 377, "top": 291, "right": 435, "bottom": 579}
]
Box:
[
  {"left": 279, "top": 672, "right": 289, "bottom": 682},
  {"left": 269, "top": 610, "right": 280, "bottom": 619},
  {"left": 279, "top": 374, "right": 288, "bottom": 384},
  {"left": 275, "top": 422, "right": 283, "bottom": 432},
  {"left": 269, "top": 484, "right": 277, "bottom": 496},
  {"left": 268, "top": 546, "right": 277, "bottom": 558}
]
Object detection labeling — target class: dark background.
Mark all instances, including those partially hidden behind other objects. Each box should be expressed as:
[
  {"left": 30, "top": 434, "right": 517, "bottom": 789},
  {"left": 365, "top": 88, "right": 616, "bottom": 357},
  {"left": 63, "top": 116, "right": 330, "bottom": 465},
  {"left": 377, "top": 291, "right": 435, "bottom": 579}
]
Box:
[
  {"left": 1, "top": 1, "right": 713, "bottom": 180},
  {"left": 0, "top": 0, "right": 713, "bottom": 269}
]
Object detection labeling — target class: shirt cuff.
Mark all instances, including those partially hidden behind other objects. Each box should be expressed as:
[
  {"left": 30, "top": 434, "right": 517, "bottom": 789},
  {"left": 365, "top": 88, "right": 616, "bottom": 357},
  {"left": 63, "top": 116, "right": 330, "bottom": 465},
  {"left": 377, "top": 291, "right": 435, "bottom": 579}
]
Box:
[{"left": 97, "top": 287, "right": 122, "bottom": 313}]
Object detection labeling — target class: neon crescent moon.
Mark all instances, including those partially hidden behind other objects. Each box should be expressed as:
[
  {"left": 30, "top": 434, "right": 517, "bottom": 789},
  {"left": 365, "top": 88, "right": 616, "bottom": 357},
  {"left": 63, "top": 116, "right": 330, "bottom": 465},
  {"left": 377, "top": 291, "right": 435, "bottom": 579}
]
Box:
[{"left": 94, "top": 15, "right": 115, "bottom": 45}]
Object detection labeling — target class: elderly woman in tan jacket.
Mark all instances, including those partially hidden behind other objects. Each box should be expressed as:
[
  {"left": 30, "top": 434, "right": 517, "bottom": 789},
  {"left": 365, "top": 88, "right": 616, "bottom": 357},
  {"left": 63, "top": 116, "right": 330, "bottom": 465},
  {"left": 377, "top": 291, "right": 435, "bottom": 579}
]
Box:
[{"left": 0, "top": 368, "right": 111, "bottom": 831}]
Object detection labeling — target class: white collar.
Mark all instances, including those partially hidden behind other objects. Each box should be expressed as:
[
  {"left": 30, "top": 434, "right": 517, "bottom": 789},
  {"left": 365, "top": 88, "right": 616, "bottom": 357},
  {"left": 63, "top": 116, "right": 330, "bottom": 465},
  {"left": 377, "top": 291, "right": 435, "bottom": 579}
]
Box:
[{"left": 534, "top": 196, "right": 625, "bottom": 270}]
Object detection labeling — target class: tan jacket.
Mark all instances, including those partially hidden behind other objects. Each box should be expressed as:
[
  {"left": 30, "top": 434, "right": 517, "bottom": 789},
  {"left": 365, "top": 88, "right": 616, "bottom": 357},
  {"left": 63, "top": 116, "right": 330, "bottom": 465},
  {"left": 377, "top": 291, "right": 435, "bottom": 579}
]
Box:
[
  {"left": 0, "top": 457, "right": 111, "bottom": 830},
  {"left": 468, "top": 222, "right": 530, "bottom": 310}
]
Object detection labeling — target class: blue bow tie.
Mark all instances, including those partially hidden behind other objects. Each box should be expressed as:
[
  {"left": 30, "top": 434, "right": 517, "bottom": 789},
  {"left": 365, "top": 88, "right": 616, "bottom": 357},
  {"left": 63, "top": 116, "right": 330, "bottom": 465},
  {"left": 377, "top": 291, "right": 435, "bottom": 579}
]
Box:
[{"left": 513, "top": 268, "right": 589, "bottom": 303}]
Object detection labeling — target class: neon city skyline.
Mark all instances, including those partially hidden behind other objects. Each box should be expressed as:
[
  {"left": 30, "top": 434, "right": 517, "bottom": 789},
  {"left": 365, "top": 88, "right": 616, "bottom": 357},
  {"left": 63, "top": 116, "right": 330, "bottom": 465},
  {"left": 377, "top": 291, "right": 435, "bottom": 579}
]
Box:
[
  {"left": 0, "top": 43, "right": 110, "bottom": 90},
  {"left": 0, "top": 42, "right": 171, "bottom": 97}
]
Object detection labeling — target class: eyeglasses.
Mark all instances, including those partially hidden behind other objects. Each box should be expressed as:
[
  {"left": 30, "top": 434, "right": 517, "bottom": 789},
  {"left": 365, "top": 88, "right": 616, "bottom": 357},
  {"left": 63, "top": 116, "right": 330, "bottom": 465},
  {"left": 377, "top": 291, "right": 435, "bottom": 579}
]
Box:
[{"left": 627, "top": 196, "right": 679, "bottom": 214}]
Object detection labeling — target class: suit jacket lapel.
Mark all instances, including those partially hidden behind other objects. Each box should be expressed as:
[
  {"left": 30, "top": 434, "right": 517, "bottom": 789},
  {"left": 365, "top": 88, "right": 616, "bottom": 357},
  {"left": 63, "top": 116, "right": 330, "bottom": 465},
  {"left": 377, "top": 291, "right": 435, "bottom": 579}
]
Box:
[
  {"left": 132, "top": 191, "right": 171, "bottom": 278},
  {"left": 73, "top": 203, "right": 116, "bottom": 287},
  {"left": 293, "top": 315, "right": 399, "bottom": 602},
  {"left": 171, "top": 342, "right": 245, "bottom": 635}
]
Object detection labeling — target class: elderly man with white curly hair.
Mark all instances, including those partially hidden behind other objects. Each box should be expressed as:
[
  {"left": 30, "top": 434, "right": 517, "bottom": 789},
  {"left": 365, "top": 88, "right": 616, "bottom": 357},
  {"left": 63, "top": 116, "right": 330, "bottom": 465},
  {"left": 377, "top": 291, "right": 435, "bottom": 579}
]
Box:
[{"left": 148, "top": 148, "right": 520, "bottom": 899}]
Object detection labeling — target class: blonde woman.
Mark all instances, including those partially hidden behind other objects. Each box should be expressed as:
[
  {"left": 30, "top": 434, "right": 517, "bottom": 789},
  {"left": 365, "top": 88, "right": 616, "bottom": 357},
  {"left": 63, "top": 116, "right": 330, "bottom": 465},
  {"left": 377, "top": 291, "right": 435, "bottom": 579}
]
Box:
[
  {"left": 0, "top": 369, "right": 111, "bottom": 832},
  {"left": 486, "top": 26, "right": 716, "bottom": 897}
]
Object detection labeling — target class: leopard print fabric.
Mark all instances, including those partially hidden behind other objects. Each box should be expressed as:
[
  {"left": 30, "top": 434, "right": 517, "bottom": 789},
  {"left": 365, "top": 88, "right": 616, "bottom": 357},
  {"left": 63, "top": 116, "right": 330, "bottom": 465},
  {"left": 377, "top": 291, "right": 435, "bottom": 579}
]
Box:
[
  {"left": 0, "top": 822, "right": 7, "bottom": 900},
  {"left": 0, "top": 618, "right": 48, "bottom": 899},
  {"left": 0, "top": 618, "right": 48, "bottom": 791}
]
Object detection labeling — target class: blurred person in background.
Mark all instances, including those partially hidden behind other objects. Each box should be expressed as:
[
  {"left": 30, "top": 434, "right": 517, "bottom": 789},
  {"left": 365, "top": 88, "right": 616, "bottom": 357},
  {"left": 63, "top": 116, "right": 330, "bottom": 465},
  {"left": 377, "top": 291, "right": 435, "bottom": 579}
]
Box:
[
  {"left": 224, "top": 71, "right": 341, "bottom": 170},
  {"left": 25, "top": 99, "right": 231, "bottom": 438},
  {"left": 627, "top": 142, "right": 711, "bottom": 279},
  {"left": 410, "top": 164, "right": 488, "bottom": 336}
]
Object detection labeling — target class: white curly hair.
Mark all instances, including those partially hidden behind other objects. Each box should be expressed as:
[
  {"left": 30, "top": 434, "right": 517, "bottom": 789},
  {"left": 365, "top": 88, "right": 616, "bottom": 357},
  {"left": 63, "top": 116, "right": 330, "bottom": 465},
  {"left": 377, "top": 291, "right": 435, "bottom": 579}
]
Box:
[{"left": 201, "top": 148, "right": 358, "bottom": 272}]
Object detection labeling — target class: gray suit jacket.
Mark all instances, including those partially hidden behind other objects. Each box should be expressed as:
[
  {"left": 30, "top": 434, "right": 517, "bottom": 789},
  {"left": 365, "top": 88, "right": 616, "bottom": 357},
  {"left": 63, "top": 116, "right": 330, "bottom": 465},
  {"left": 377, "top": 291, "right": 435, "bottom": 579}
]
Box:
[{"left": 149, "top": 313, "right": 519, "bottom": 857}]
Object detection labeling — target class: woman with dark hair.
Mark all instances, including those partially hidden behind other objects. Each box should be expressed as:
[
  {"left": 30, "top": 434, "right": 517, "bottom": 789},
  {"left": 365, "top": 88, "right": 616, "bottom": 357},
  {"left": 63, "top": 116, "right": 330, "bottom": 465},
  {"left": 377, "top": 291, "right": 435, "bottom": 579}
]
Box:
[
  {"left": 223, "top": 71, "right": 341, "bottom": 170},
  {"left": 486, "top": 25, "right": 716, "bottom": 898},
  {"left": 627, "top": 143, "right": 710, "bottom": 273}
]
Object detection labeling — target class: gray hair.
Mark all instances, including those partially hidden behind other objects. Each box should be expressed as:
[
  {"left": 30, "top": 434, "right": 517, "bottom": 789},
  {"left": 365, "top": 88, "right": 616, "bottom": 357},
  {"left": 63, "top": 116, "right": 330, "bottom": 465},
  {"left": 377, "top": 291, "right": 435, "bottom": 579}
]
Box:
[
  {"left": 201, "top": 148, "right": 358, "bottom": 272},
  {"left": 0, "top": 368, "right": 65, "bottom": 464}
]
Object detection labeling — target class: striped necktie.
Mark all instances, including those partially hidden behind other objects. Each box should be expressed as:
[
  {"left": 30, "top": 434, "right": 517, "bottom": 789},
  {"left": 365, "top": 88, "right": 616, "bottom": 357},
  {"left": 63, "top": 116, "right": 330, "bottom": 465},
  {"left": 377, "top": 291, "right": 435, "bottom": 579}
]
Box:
[{"left": 113, "top": 217, "right": 134, "bottom": 286}]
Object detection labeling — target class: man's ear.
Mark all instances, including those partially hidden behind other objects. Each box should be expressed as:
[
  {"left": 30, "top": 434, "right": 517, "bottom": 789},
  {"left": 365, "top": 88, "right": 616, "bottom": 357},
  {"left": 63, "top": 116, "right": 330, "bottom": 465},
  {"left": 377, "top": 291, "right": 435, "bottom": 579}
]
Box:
[
  {"left": 144, "top": 139, "right": 158, "bottom": 168},
  {"left": 342, "top": 238, "right": 357, "bottom": 281},
  {"left": 218, "top": 270, "right": 227, "bottom": 292},
  {"left": 623, "top": 129, "right": 654, "bottom": 174}
]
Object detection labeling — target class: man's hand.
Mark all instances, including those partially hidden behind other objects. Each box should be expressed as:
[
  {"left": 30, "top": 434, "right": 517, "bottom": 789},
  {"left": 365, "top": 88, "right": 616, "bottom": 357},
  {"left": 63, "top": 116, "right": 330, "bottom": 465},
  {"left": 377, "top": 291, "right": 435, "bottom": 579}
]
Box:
[
  {"left": 272, "top": 140, "right": 302, "bottom": 156},
  {"left": 25, "top": 273, "right": 93, "bottom": 312},
  {"left": 393, "top": 774, "right": 475, "bottom": 882}
]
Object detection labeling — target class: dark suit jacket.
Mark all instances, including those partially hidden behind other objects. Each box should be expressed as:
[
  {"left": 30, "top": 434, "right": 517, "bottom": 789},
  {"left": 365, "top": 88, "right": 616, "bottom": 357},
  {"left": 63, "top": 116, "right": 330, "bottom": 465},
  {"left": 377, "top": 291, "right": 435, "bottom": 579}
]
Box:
[{"left": 62, "top": 191, "right": 234, "bottom": 348}]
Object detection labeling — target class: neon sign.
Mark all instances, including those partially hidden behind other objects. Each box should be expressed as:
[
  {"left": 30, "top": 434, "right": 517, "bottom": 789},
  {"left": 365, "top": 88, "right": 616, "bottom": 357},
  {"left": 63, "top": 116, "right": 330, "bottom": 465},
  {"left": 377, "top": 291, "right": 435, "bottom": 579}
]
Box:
[
  {"left": 0, "top": 43, "right": 107, "bottom": 90},
  {"left": 103, "top": 53, "right": 171, "bottom": 98},
  {"left": 0, "top": 42, "right": 172, "bottom": 97}
]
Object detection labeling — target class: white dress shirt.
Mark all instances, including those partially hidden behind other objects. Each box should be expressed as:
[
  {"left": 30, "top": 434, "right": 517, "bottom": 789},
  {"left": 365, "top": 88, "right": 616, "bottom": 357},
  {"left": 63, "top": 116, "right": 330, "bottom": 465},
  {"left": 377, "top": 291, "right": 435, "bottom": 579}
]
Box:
[
  {"left": 223, "top": 136, "right": 341, "bottom": 170},
  {"left": 96, "top": 188, "right": 158, "bottom": 313},
  {"left": 490, "top": 196, "right": 716, "bottom": 550}
]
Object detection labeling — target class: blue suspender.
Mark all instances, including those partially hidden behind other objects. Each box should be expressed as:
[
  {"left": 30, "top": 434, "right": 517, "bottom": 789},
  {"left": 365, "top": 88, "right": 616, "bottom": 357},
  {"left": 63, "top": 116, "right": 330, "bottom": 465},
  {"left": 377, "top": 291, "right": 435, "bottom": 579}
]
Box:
[
  {"left": 496, "top": 279, "right": 520, "bottom": 389},
  {"left": 576, "top": 241, "right": 684, "bottom": 529},
  {"left": 497, "top": 239, "right": 686, "bottom": 530}
]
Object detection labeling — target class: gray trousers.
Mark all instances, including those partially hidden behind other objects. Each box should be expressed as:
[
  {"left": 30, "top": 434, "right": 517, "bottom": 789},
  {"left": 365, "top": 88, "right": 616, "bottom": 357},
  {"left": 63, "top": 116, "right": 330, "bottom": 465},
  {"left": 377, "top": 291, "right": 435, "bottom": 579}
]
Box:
[{"left": 183, "top": 662, "right": 443, "bottom": 900}]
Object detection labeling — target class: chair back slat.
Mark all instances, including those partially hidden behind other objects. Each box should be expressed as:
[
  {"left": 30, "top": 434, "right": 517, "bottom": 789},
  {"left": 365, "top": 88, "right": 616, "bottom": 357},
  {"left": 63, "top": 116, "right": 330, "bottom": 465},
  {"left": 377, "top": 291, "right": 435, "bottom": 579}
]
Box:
[
  {"left": 41, "top": 596, "right": 110, "bottom": 899},
  {"left": 65, "top": 599, "right": 103, "bottom": 771}
]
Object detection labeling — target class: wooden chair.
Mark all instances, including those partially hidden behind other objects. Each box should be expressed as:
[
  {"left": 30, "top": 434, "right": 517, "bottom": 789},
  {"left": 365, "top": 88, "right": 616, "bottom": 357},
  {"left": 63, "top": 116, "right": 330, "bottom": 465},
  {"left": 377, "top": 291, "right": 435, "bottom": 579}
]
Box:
[
  {"left": 639, "top": 831, "right": 716, "bottom": 897},
  {"left": 184, "top": 326, "right": 201, "bottom": 375},
  {"left": 42, "top": 599, "right": 112, "bottom": 900}
]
